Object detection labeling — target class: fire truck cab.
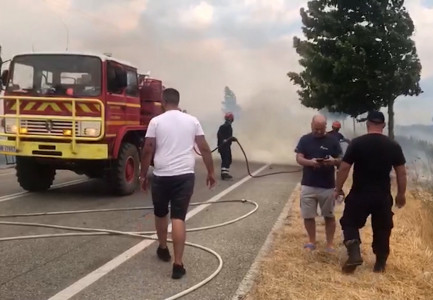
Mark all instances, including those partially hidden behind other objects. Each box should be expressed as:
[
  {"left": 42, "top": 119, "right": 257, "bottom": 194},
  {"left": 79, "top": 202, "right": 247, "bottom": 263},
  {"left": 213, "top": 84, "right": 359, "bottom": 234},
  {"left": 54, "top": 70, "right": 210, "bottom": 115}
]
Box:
[{"left": 0, "top": 52, "right": 164, "bottom": 195}]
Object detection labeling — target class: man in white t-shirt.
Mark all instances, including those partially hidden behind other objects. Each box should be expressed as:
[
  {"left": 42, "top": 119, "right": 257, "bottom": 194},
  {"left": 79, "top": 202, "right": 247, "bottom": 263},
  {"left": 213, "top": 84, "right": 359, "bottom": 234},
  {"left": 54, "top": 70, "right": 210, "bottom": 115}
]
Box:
[{"left": 139, "top": 88, "right": 216, "bottom": 279}]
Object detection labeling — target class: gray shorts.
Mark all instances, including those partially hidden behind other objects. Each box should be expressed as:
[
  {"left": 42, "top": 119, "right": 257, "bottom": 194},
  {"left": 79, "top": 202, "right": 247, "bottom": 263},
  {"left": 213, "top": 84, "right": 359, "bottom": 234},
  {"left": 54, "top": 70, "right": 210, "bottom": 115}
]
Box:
[{"left": 300, "top": 185, "right": 335, "bottom": 219}]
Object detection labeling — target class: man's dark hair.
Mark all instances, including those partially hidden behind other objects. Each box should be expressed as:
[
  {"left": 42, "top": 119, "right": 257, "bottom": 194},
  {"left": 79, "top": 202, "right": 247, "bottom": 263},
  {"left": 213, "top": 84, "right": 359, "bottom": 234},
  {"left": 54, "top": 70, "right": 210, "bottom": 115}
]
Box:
[
  {"left": 367, "top": 110, "right": 385, "bottom": 124},
  {"left": 163, "top": 88, "right": 180, "bottom": 105}
]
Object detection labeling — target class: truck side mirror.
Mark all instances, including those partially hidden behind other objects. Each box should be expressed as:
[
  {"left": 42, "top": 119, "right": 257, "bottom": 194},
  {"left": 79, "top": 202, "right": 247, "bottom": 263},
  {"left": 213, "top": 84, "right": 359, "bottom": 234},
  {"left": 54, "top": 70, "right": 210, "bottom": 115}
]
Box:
[{"left": 1, "top": 70, "right": 8, "bottom": 88}]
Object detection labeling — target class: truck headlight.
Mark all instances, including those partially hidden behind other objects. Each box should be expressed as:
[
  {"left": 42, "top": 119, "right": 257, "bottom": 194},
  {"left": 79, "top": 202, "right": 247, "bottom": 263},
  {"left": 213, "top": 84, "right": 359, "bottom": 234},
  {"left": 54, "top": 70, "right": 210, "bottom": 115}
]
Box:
[
  {"left": 80, "top": 121, "right": 101, "bottom": 137},
  {"left": 5, "top": 118, "right": 18, "bottom": 134}
]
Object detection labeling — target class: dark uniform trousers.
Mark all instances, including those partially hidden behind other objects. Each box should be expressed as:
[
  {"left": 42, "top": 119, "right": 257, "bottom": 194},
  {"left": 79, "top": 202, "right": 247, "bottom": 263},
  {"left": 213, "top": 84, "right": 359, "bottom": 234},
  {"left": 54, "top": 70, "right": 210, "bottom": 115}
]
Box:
[
  {"left": 340, "top": 190, "right": 394, "bottom": 257},
  {"left": 219, "top": 145, "right": 232, "bottom": 173}
]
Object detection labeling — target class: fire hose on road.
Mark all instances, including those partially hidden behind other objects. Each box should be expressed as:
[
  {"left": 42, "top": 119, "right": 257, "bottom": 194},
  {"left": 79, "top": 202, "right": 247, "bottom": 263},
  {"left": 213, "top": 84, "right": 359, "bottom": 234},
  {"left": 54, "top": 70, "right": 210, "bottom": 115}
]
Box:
[
  {"left": 194, "top": 137, "right": 302, "bottom": 177},
  {"left": 0, "top": 200, "right": 259, "bottom": 300},
  {"left": 0, "top": 139, "right": 302, "bottom": 300}
]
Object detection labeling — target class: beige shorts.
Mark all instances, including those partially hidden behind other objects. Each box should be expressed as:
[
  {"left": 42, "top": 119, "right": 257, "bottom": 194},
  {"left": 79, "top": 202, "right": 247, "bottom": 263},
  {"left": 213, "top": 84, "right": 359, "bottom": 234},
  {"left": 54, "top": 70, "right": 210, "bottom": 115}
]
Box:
[{"left": 300, "top": 185, "right": 335, "bottom": 219}]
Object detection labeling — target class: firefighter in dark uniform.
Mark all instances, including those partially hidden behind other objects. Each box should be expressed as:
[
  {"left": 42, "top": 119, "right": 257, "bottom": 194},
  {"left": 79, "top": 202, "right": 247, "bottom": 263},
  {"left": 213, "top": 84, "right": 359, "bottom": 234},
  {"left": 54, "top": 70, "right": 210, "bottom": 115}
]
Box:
[
  {"left": 327, "top": 121, "right": 351, "bottom": 144},
  {"left": 217, "top": 112, "right": 235, "bottom": 180}
]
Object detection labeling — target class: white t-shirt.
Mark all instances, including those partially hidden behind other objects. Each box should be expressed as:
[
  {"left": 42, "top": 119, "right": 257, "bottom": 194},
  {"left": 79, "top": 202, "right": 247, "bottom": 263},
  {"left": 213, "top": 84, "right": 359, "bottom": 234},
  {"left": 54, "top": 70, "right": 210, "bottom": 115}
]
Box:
[{"left": 145, "top": 110, "right": 205, "bottom": 176}]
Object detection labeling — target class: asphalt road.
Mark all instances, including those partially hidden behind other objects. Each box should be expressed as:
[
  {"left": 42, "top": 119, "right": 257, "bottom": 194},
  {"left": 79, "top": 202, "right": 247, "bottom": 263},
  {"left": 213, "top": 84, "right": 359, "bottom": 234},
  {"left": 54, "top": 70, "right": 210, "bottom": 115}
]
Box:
[{"left": 0, "top": 158, "right": 301, "bottom": 300}]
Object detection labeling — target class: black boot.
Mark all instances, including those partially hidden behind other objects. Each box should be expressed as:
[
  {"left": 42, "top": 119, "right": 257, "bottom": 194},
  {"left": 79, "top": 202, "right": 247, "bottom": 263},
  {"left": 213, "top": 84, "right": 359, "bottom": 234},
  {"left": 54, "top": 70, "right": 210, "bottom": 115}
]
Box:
[
  {"left": 373, "top": 255, "right": 388, "bottom": 273},
  {"left": 342, "top": 239, "right": 363, "bottom": 274}
]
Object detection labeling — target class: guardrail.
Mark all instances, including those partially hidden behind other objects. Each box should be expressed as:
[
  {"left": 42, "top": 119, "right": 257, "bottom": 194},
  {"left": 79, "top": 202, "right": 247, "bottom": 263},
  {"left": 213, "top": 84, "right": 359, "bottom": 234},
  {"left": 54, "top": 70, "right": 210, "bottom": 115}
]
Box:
[{"left": 0, "top": 96, "right": 105, "bottom": 154}]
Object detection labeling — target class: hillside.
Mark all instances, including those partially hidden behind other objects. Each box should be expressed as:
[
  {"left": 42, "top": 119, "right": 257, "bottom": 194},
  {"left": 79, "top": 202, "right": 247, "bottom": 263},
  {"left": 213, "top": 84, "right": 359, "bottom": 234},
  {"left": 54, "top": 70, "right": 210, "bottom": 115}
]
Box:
[{"left": 395, "top": 124, "right": 433, "bottom": 143}]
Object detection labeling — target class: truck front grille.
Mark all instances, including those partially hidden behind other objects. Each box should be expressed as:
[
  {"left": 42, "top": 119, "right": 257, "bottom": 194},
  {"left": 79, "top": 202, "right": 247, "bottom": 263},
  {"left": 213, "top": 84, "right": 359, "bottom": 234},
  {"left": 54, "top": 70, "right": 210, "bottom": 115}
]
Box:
[{"left": 20, "top": 119, "right": 80, "bottom": 136}]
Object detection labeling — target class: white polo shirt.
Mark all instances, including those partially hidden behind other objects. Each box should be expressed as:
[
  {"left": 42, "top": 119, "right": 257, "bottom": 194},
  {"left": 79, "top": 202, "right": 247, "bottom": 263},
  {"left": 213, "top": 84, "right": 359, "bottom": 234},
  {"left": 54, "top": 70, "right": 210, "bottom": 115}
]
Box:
[{"left": 145, "top": 110, "right": 205, "bottom": 176}]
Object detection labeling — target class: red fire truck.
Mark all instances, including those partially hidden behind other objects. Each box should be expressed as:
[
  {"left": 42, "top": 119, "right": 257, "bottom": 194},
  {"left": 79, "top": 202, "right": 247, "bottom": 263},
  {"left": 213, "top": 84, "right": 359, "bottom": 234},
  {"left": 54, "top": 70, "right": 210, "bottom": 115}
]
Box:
[{"left": 0, "top": 52, "right": 164, "bottom": 195}]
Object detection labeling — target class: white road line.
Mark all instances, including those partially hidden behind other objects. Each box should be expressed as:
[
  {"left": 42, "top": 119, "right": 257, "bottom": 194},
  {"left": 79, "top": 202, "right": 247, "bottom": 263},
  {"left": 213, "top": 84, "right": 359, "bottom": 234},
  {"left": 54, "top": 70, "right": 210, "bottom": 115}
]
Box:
[
  {"left": 0, "top": 171, "right": 15, "bottom": 177},
  {"left": 48, "top": 164, "right": 271, "bottom": 300},
  {"left": 231, "top": 182, "right": 300, "bottom": 300},
  {"left": 0, "top": 179, "right": 88, "bottom": 203}
]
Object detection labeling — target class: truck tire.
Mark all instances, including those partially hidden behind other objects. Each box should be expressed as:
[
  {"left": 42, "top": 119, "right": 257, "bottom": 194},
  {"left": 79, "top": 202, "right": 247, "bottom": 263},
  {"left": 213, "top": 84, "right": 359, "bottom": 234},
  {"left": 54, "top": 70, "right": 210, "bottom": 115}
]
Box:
[
  {"left": 111, "top": 142, "right": 140, "bottom": 196},
  {"left": 16, "top": 157, "right": 56, "bottom": 192}
]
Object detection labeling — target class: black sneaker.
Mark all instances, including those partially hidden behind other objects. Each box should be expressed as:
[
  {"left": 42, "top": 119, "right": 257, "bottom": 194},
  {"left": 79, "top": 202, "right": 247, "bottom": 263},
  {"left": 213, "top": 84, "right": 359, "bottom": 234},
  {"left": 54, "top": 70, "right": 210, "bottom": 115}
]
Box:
[
  {"left": 221, "top": 173, "right": 233, "bottom": 180},
  {"left": 172, "top": 263, "right": 186, "bottom": 279},
  {"left": 156, "top": 246, "right": 171, "bottom": 262}
]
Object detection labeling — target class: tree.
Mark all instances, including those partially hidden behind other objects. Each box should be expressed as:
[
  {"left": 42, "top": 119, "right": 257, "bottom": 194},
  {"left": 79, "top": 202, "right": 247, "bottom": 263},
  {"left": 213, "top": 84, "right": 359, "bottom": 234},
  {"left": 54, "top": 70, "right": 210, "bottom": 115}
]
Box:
[
  {"left": 221, "top": 86, "right": 241, "bottom": 119},
  {"left": 288, "top": 0, "right": 422, "bottom": 140}
]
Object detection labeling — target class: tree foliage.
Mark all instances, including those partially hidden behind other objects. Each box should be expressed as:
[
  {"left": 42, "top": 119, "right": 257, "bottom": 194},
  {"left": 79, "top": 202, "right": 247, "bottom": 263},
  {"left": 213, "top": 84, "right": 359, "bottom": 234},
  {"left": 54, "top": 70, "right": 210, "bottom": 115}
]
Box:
[{"left": 288, "top": 0, "right": 422, "bottom": 138}]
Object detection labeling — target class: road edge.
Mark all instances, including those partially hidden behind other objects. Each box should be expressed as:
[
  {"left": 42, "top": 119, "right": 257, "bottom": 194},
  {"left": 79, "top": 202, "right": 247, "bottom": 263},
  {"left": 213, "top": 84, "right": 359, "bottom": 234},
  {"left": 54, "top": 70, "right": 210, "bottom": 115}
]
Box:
[
  {"left": 0, "top": 163, "right": 15, "bottom": 170},
  {"left": 231, "top": 182, "right": 301, "bottom": 300}
]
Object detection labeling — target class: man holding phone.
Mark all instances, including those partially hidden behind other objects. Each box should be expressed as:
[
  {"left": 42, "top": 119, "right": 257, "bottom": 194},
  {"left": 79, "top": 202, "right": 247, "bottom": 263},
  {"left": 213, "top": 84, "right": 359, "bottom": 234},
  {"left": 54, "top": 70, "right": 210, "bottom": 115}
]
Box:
[{"left": 295, "top": 114, "right": 343, "bottom": 252}]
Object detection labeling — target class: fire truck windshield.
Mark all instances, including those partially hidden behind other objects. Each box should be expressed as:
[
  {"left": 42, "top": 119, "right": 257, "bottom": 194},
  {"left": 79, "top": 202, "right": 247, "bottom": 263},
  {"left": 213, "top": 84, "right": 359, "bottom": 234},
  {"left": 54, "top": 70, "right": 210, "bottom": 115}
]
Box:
[{"left": 6, "top": 54, "right": 102, "bottom": 97}]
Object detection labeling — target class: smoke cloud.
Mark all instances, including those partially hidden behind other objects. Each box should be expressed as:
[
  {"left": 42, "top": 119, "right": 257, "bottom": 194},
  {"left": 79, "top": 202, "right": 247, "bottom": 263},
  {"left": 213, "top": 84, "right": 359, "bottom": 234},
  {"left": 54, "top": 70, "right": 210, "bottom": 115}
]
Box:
[{"left": 1, "top": 0, "right": 433, "bottom": 167}]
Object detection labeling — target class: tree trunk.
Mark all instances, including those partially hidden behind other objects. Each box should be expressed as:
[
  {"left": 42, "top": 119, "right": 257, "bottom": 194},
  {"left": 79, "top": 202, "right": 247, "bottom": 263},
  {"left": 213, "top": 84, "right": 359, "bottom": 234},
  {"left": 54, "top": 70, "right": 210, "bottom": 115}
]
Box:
[
  {"left": 388, "top": 98, "right": 395, "bottom": 140},
  {"left": 352, "top": 118, "right": 356, "bottom": 135}
]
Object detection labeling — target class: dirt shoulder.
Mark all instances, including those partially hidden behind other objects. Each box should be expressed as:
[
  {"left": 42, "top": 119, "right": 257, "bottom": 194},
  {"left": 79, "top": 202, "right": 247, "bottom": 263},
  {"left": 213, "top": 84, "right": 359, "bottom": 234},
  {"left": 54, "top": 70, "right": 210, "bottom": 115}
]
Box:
[{"left": 243, "top": 183, "right": 433, "bottom": 300}]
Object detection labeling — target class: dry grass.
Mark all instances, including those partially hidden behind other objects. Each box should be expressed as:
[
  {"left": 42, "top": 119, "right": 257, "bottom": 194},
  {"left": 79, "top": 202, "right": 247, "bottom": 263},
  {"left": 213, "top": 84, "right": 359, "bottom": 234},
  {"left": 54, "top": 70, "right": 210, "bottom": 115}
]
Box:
[{"left": 244, "top": 181, "right": 433, "bottom": 300}]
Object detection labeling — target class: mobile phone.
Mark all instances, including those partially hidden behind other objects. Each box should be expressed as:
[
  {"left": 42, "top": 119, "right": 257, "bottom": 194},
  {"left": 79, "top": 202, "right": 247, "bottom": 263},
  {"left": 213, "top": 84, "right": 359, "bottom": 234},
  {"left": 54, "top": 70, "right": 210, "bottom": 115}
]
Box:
[{"left": 316, "top": 158, "right": 324, "bottom": 162}]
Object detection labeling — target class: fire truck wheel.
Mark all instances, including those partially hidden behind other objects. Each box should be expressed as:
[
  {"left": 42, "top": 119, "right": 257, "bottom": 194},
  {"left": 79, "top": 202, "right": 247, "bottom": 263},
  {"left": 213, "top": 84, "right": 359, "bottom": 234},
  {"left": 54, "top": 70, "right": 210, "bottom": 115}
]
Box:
[
  {"left": 16, "top": 157, "right": 56, "bottom": 192},
  {"left": 112, "top": 142, "right": 139, "bottom": 196}
]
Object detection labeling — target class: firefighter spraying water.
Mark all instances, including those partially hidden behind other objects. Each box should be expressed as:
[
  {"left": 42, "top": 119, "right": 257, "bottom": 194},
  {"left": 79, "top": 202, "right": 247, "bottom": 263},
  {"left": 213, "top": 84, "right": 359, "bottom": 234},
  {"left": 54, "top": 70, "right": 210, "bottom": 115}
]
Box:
[
  {"left": 217, "top": 112, "right": 237, "bottom": 180},
  {"left": 327, "top": 121, "right": 351, "bottom": 144}
]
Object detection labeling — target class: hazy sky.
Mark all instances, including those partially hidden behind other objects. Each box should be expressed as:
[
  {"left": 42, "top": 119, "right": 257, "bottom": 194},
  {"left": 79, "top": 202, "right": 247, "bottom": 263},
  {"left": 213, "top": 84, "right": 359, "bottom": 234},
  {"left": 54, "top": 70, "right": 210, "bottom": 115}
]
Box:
[
  {"left": 0, "top": 0, "right": 432, "bottom": 163},
  {"left": 1, "top": 0, "right": 432, "bottom": 124}
]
